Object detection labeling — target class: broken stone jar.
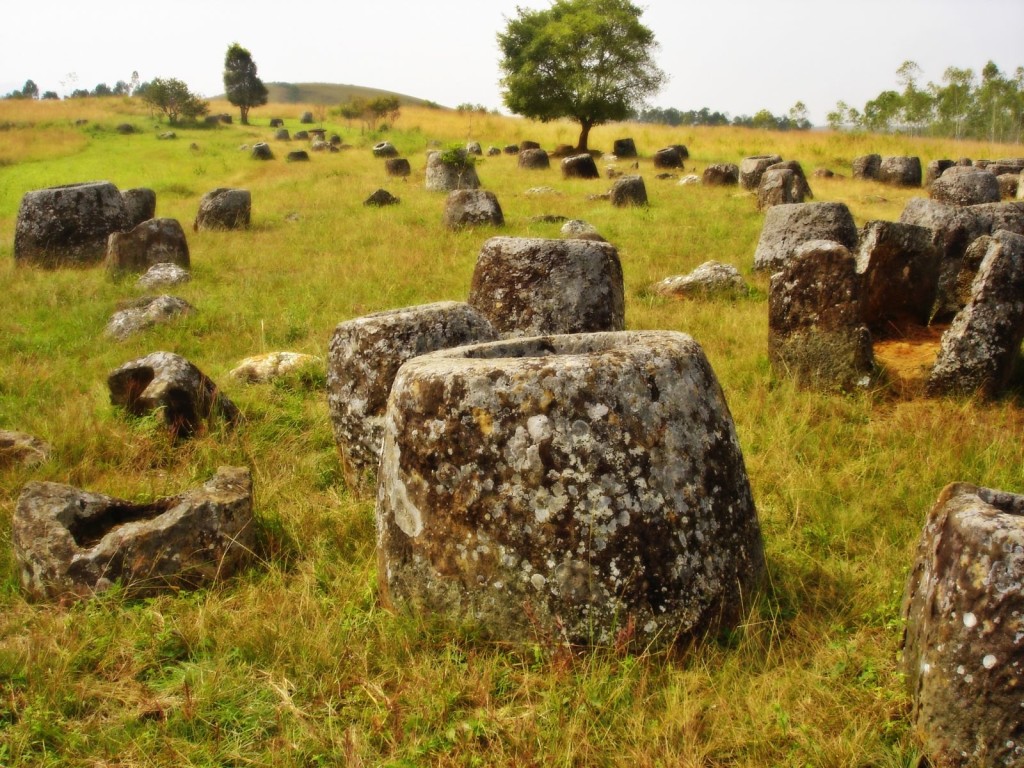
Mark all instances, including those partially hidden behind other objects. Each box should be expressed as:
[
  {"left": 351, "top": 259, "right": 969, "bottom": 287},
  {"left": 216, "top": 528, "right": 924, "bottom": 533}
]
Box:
[
  {"left": 376, "top": 331, "right": 765, "bottom": 648},
  {"left": 12, "top": 466, "right": 255, "bottom": 601}
]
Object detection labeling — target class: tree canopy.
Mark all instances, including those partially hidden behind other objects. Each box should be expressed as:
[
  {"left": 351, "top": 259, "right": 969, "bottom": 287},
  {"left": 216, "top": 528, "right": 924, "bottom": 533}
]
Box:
[
  {"left": 223, "top": 43, "right": 268, "bottom": 125},
  {"left": 497, "top": 0, "right": 666, "bottom": 151},
  {"left": 140, "top": 77, "right": 209, "bottom": 124},
  {"left": 827, "top": 59, "right": 1024, "bottom": 142}
]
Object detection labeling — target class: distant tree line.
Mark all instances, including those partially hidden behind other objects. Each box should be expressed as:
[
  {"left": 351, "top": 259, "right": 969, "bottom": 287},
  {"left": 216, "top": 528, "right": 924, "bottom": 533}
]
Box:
[
  {"left": 336, "top": 96, "right": 401, "bottom": 132},
  {"left": 3, "top": 73, "right": 141, "bottom": 101},
  {"left": 635, "top": 102, "right": 813, "bottom": 131},
  {"left": 827, "top": 60, "right": 1024, "bottom": 143}
]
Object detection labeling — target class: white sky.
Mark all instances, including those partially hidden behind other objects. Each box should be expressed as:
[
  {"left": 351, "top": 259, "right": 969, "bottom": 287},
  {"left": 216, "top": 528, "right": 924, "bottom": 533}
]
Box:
[{"left": 2, "top": 0, "right": 1021, "bottom": 126}]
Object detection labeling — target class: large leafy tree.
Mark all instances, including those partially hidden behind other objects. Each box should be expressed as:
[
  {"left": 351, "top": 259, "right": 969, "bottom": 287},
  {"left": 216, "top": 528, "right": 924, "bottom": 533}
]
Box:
[
  {"left": 223, "top": 43, "right": 268, "bottom": 125},
  {"left": 497, "top": 0, "right": 666, "bottom": 152},
  {"left": 141, "top": 77, "right": 209, "bottom": 124}
]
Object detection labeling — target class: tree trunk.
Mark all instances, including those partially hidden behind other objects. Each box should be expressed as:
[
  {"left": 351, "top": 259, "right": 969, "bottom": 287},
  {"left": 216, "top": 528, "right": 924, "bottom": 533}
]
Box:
[
  {"left": 576, "top": 121, "right": 593, "bottom": 153},
  {"left": 240, "top": 106, "right": 249, "bottom": 125}
]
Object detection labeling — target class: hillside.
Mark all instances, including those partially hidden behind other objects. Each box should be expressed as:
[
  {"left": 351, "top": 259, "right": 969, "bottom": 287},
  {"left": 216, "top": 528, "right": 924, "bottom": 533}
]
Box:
[{"left": 258, "top": 81, "right": 440, "bottom": 107}]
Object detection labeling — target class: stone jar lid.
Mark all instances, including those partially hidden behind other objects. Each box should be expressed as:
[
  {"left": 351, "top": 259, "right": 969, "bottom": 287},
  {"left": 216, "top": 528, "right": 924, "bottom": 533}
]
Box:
[{"left": 376, "top": 330, "right": 764, "bottom": 648}]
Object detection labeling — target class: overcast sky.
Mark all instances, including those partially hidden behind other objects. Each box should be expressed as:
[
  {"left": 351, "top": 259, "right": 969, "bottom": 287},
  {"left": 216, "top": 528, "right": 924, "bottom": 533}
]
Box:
[{"left": 2, "top": 0, "right": 1021, "bottom": 125}]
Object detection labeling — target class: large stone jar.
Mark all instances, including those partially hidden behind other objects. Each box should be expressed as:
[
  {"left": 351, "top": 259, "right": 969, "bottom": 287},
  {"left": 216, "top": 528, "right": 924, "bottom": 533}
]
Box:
[
  {"left": 376, "top": 331, "right": 765, "bottom": 648},
  {"left": 902, "top": 483, "right": 1024, "bottom": 768},
  {"left": 14, "top": 181, "right": 130, "bottom": 267}
]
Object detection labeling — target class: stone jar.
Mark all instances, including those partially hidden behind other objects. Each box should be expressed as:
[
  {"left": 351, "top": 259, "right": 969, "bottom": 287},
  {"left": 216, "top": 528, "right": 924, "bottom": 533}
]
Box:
[
  {"left": 13, "top": 466, "right": 255, "bottom": 601},
  {"left": 327, "top": 301, "right": 496, "bottom": 481},
  {"left": 468, "top": 236, "right": 624, "bottom": 338},
  {"left": 15, "top": 181, "right": 130, "bottom": 267},
  {"left": 902, "top": 483, "right": 1024, "bottom": 768},
  {"left": 376, "top": 331, "right": 765, "bottom": 648}
]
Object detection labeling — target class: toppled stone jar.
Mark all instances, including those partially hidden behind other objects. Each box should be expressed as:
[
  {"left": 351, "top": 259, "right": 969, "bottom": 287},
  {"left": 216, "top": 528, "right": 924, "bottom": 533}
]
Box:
[
  {"left": 902, "top": 483, "right": 1024, "bottom": 768},
  {"left": 13, "top": 466, "right": 255, "bottom": 601},
  {"left": 376, "top": 331, "right": 765, "bottom": 648},
  {"left": 108, "top": 351, "right": 240, "bottom": 438}
]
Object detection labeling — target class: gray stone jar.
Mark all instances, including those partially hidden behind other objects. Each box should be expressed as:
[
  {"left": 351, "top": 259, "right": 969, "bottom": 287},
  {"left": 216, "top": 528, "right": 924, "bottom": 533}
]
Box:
[{"left": 376, "top": 331, "right": 765, "bottom": 648}]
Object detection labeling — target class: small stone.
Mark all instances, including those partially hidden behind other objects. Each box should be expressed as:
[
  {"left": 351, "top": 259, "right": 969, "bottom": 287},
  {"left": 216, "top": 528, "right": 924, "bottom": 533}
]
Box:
[
  {"left": 137, "top": 262, "right": 191, "bottom": 289},
  {"left": 105, "top": 295, "right": 194, "bottom": 341},
  {"left": 0, "top": 430, "right": 51, "bottom": 468},
  {"left": 652, "top": 261, "right": 749, "bottom": 299},
  {"left": 229, "top": 352, "right": 320, "bottom": 383}
]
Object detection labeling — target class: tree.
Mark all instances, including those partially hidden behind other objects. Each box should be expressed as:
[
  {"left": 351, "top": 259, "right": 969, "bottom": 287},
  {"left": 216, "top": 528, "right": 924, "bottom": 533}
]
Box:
[
  {"left": 223, "top": 43, "right": 268, "bottom": 125},
  {"left": 497, "top": 0, "right": 666, "bottom": 151},
  {"left": 22, "top": 80, "right": 39, "bottom": 99},
  {"left": 141, "top": 77, "right": 209, "bottom": 124}
]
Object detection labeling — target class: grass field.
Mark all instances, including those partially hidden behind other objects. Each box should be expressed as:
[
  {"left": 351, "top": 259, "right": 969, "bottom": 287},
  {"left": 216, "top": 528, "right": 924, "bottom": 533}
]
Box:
[{"left": 1, "top": 95, "right": 1022, "bottom": 766}]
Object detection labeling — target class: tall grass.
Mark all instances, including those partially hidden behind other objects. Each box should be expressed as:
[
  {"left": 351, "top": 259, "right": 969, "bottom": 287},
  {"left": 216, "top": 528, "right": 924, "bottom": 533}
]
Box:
[{"left": 1, "top": 97, "right": 1022, "bottom": 766}]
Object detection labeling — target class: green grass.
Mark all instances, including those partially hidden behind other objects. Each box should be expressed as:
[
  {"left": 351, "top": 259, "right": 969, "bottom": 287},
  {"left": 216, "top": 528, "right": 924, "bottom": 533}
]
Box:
[{"left": 1, "top": 96, "right": 1022, "bottom": 766}]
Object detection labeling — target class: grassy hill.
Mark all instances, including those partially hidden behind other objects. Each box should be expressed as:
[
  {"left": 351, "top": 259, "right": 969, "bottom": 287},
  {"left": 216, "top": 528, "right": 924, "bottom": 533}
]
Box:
[
  {"left": 258, "top": 81, "right": 440, "bottom": 108},
  {"left": 1, "top": 95, "right": 1022, "bottom": 766}
]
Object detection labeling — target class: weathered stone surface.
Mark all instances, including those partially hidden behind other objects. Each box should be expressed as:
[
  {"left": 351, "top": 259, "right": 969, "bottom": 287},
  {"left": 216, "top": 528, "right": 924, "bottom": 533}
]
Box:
[
  {"left": 753, "top": 201, "right": 858, "bottom": 272},
  {"left": 609, "top": 175, "right": 647, "bottom": 207},
  {"left": 739, "top": 155, "right": 783, "bottom": 190},
  {"left": 469, "top": 237, "right": 624, "bottom": 338},
  {"left": 925, "top": 159, "right": 955, "bottom": 187},
  {"left": 194, "top": 188, "right": 251, "bottom": 231},
  {"left": 299, "top": 111, "right": 313, "bottom": 124},
  {"left": 879, "top": 156, "right": 922, "bottom": 187},
  {"left": 105, "top": 295, "right": 194, "bottom": 341},
  {"left": 269, "top": 118, "right": 284, "bottom": 128},
  {"left": 106, "top": 218, "right": 190, "bottom": 275},
  {"left": 229, "top": 352, "right": 320, "bottom": 383},
  {"left": 768, "top": 240, "right": 874, "bottom": 390},
  {"left": 251, "top": 142, "right": 274, "bottom": 160},
  {"left": 285, "top": 150, "right": 309, "bottom": 162},
  {"left": 0, "top": 430, "right": 51, "bottom": 468},
  {"left": 766, "top": 160, "right": 812, "bottom": 201},
  {"left": 504, "top": 144, "right": 520, "bottom": 155},
  {"left": 425, "top": 149, "right": 481, "bottom": 191},
  {"left": 466, "top": 141, "right": 482, "bottom": 156},
  {"left": 293, "top": 130, "right": 309, "bottom": 141},
  {"left": 308, "top": 129, "right": 326, "bottom": 142},
  {"left": 15, "top": 181, "right": 130, "bottom": 267},
  {"left": 518, "top": 148, "right": 550, "bottom": 169},
  {"left": 364, "top": 189, "right": 400, "bottom": 207},
  {"left": 372, "top": 141, "right": 399, "bottom": 158},
  {"left": 856, "top": 221, "right": 940, "bottom": 330},
  {"left": 813, "top": 168, "right": 835, "bottom": 178},
  {"left": 927, "top": 231, "right": 1024, "bottom": 398},
  {"left": 997, "top": 173, "right": 1019, "bottom": 200},
  {"left": 972, "top": 201, "right": 1024, "bottom": 237},
  {"left": 653, "top": 146, "right": 685, "bottom": 169},
  {"left": 274, "top": 128, "right": 290, "bottom": 140},
  {"left": 756, "top": 168, "right": 795, "bottom": 211},
  {"left": 137, "top": 262, "right": 191, "bottom": 289},
  {"left": 487, "top": 146, "right": 501, "bottom": 156},
  {"left": 652, "top": 261, "right": 749, "bottom": 299},
  {"left": 13, "top": 467, "right": 255, "bottom": 601},
  {"left": 122, "top": 188, "right": 156, "bottom": 228},
  {"left": 327, "top": 302, "right": 496, "bottom": 478},
  {"left": 931, "top": 168, "right": 1001, "bottom": 206},
  {"left": 560, "top": 219, "right": 604, "bottom": 241},
  {"left": 561, "top": 153, "right": 600, "bottom": 179},
  {"left": 443, "top": 189, "right": 504, "bottom": 229},
  {"left": 157, "top": 131, "right": 176, "bottom": 140},
  {"left": 385, "top": 158, "right": 411, "bottom": 177},
  {"left": 376, "top": 331, "right": 765, "bottom": 647},
  {"left": 108, "top": 352, "right": 240, "bottom": 437},
  {"left": 899, "top": 199, "right": 1024, "bottom": 319},
  {"left": 702, "top": 163, "right": 739, "bottom": 186},
  {"left": 521, "top": 140, "right": 541, "bottom": 151},
  {"left": 951, "top": 236, "right": 998, "bottom": 312},
  {"left": 901, "top": 483, "right": 1024, "bottom": 768},
  {"left": 852, "top": 153, "right": 881, "bottom": 180},
  {"left": 678, "top": 174, "right": 701, "bottom": 185},
  {"left": 1019, "top": 170, "right": 1024, "bottom": 200},
  {"left": 311, "top": 140, "right": 330, "bottom": 152}
]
